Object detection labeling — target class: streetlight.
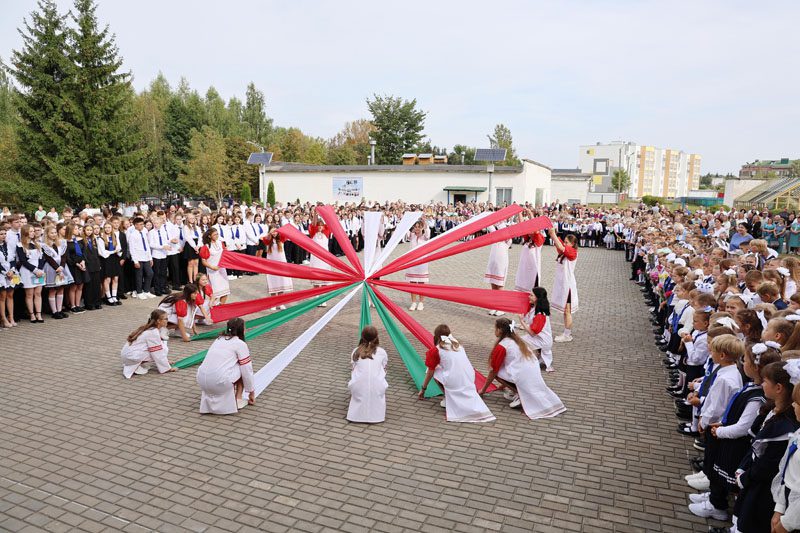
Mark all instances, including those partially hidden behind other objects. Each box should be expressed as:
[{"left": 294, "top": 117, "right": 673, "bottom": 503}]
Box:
[{"left": 369, "top": 139, "right": 377, "bottom": 165}]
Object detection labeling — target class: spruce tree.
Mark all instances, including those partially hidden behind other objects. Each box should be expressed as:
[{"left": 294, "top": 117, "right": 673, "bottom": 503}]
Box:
[
  {"left": 67, "top": 0, "right": 145, "bottom": 204},
  {"left": 10, "top": 0, "right": 76, "bottom": 209}
]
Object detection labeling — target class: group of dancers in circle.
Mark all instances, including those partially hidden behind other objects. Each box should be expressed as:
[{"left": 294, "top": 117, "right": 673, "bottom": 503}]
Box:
[{"left": 120, "top": 206, "right": 580, "bottom": 426}]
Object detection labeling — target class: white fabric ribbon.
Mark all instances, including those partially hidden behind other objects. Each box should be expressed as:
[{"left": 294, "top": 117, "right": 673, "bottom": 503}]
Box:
[
  {"left": 756, "top": 310, "right": 768, "bottom": 330},
  {"left": 777, "top": 267, "right": 790, "bottom": 277},
  {"left": 785, "top": 359, "right": 800, "bottom": 386},
  {"left": 362, "top": 211, "right": 383, "bottom": 275},
  {"left": 366, "top": 212, "right": 421, "bottom": 277},
  {"left": 251, "top": 286, "right": 360, "bottom": 397}
]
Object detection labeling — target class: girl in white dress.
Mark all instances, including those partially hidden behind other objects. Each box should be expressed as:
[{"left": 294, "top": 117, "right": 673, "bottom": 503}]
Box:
[
  {"left": 548, "top": 227, "right": 579, "bottom": 343},
  {"left": 405, "top": 220, "right": 430, "bottom": 311},
  {"left": 347, "top": 326, "right": 389, "bottom": 423},
  {"left": 158, "top": 284, "right": 200, "bottom": 342},
  {"left": 120, "top": 309, "right": 176, "bottom": 378},
  {"left": 263, "top": 225, "right": 293, "bottom": 308},
  {"left": 518, "top": 287, "right": 555, "bottom": 372},
  {"left": 16, "top": 224, "right": 46, "bottom": 323},
  {"left": 485, "top": 222, "right": 512, "bottom": 316},
  {"left": 199, "top": 228, "right": 230, "bottom": 305},
  {"left": 193, "top": 273, "right": 214, "bottom": 325},
  {"left": 419, "top": 324, "right": 496, "bottom": 423},
  {"left": 197, "top": 318, "right": 255, "bottom": 414},
  {"left": 479, "top": 317, "right": 566, "bottom": 420},
  {"left": 514, "top": 231, "right": 544, "bottom": 293},
  {"left": 309, "top": 220, "right": 333, "bottom": 307}
]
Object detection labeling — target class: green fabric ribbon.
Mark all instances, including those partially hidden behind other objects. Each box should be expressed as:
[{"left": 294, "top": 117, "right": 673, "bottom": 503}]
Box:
[{"left": 359, "top": 282, "right": 372, "bottom": 333}]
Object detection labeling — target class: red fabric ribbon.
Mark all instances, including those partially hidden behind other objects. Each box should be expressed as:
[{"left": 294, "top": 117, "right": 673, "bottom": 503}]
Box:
[
  {"left": 379, "top": 217, "right": 552, "bottom": 276},
  {"left": 211, "top": 282, "right": 352, "bottom": 322},
  {"left": 372, "top": 204, "right": 523, "bottom": 278},
  {"left": 277, "top": 224, "right": 359, "bottom": 277},
  {"left": 316, "top": 205, "right": 365, "bottom": 278},
  {"left": 368, "top": 284, "right": 497, "bottom": 392},
  {"left": 371, "top": 280, "right": 531, "bottom": 314},
  {"left": 218, "top": 250, "right": 354, "bottom": 282}
]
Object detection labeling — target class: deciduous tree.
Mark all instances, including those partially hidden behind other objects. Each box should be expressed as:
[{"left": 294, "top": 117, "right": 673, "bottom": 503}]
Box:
[{"left": 366, "top": 95, "right": 426, "bottom": 164}]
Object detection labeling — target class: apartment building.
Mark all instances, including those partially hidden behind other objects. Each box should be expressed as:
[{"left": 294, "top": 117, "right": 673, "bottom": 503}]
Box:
[{"left": 578, "top": 141, "right": 701, "bottom": 198}]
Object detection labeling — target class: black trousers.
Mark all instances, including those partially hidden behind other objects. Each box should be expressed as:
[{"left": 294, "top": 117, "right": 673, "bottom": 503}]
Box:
[
  {"left": 84, "top": 271, "right": 102, "bottom": 308},
  {"left": 166, "top": 253, "right": 181, "bottom": 290},
  {"left": 135, "top": 261, "right": 154, "bottom": 294},
  {"left": 152, "top": 258, "right": 168, "bottom": 295}
]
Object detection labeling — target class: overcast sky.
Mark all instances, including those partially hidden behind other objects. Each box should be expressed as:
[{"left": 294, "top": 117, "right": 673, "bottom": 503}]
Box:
[{"left": 2, "top": 0, "right": 798, "bottom": 173}]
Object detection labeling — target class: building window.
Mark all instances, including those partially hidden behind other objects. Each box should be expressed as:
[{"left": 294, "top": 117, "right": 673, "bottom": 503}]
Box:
[
  {"left": 593, "top": 159, "right": 609, "bottom": 175},
  {"left": 496, "top": 188, "right": 512, "bottom": 205}
]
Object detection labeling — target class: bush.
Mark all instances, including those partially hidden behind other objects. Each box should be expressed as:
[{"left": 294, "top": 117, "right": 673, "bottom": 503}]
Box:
[
  {"left": 710, "top": 204, "right": 731, "bottom": 213},
  {"left": 241, "top": 182, "right": 252, "bottom": 206},
  {"left": 641, "top": 195, "right": 663, "bottom": 207},
  {"left": 267, "top": 181, "right": 276, "bottom": 206}
]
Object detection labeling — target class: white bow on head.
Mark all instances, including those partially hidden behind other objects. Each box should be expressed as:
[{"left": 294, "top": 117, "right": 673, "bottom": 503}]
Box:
[
  {"left": 723, "top": 269, "right": 737, "bottom": 276},
  {"left": 787, "top": 314, "right": 800, "bottom": 323},
  {"left": 715, "top": 317, "right": 739, "bottom": 330},
  {"left": 440, "top": 334, "right": 458, "bottom": 346},
  {"left": 777, "top": 267, "right": 791, "bottom": 277},
  {"left": 785, "top": 359, "right": 800, "bottom": 386},
  {"left": 509, "top": 320, "right": 517, "bottom": 334}
]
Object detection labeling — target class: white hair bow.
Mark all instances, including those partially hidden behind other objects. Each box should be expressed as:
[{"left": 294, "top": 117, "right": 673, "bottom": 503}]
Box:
[
  {"left": 693, "top": 269, "right": 705, "bottom": 277},
  {"left": 756, "top": 310, "right": 768, "bottom": 330},
  {"left": 509, "top": 320, "right": 517, "bottom": 334},
  {"left": 785, "top": 359, "right": 800, "bottom": 386},
  {"left": 715, "top": 317, "right": 738, "bottom": 330},
  {"left": 787, "top": 314, "right": 800, "bottom": 322},
  {"left": 702, "top": 305, "right": 715, "bottom": 313},
  {"left": 695, "top": 281, "right": 715, "bottom": 295},
  {"left": 777, "top": 267, "right": 791, "bottom": 277},
  {"left": 440, "top": 334, "right": 458, "bottom": 346},
  {"left": 723, "top": 269, "right": 737, "bottom": 276},
  {"left": 765, "top": 340, "right": 782, "bottom": 350},
  {"left": 751, "top": 342, "right": 768, "bottom": 364}
]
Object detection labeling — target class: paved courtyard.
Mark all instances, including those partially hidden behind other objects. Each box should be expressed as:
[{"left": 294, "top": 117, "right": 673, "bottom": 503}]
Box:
[{"left": 0, "top": 244, "right": 710, "bottom": 532}]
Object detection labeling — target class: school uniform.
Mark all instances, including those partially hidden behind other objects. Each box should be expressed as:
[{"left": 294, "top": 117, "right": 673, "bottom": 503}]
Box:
[
  {"left": 425, "top": 343, "right": 495, "bottom": 423},
  {"left": 405, "top": 227, "right": 431, "bottom": 283},
  {"left": 97, "top": 236, "right": 123, "bottom": 279},
  {"left": 197, "top": 336, "right": 254, "bottom": 414},
  {"left": 0, "top": 242, "right": 15, "bottom": 290},
  {"left": 15, "top": 243, "right": 46, "bottom": 288},
  {"left": 309, "top": 225, "right": 332, "bottom": 287},
  {"left": 81, "top": 237, "right": 102, "bottom": 309},
  {"left": 733, "top": 412, "right": 799, "bottom": 532},
  {"left": 149, "top": 226, "right": 171, "bottom": 295},
  {"left": 165, "top": 221, "right": 183, "bottom": 289},
  {"left": 114, "top": 230, "right": 130, "bottom": 298},
  {"left": 182, "top": 225, "right": 202, "bottom": 261},
  {"left": 514, "top": 232, "right": 543, "bottom": 292},
  {"left": 490, "top": 337, "right": 566, "bottom": 420},
  {"left": 128, "top": 228, "right": 154, "bottom": 296},
  {"left": 244, "top": 221, "right": 263, "bottom": 257},
  {"left": 42, "top": 241, "right": 72, "bottom": 289},
  {"left": 199, "top": 241, "right": 230, "bottom": 300},
  {"left": 347, "top": 347, "right": 389, "bottom": 423},
  {"left": 120, "top": 328, "right": 170, "bottom": 378},
  {"left": 551, "top": 245, "right": 579, "bottom": 313},
  {"left": 770, "top": 427, "right": 800, "bottom": 532}
]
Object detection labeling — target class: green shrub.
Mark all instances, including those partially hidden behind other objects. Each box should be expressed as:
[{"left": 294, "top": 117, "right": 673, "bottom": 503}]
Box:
[{"left": 267, "top": 181, "right": 276, "bottom": 206}]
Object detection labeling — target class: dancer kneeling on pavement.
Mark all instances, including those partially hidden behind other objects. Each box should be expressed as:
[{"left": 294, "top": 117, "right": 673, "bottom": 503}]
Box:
[
  {"left": 418, "top": 324, "right": 495, "bottom": 423},
  {"left": 196, "top": 318, "right": 255, "bottom": 414},
  {"left": 120, "top": 309, "right": 176, "bottom": 378},
  {"left": 158, "top": 283, "right": 201, "bottom": 343},
  {"left": 346, "top": 325, "right": 388, "bottom": 423},
  {"left": 479, "top": 318, "right": 566, "bottom": 420},
  {"left": 687, "top": 341, "right": 780, "bottom": 523}
]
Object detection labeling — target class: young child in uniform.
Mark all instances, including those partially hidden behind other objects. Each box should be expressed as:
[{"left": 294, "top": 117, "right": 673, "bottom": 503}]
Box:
[{"left": 770, "top": 359, "right": 800, "bottom": 533}]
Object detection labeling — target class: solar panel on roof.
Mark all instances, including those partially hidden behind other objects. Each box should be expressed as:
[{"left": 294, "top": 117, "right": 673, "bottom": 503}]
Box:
[
  {"left": 474, "top": 148, "right": 507, "bottom": 162},
  {"left": 247, "top": 152, "right": 274, "bottom": 165}
]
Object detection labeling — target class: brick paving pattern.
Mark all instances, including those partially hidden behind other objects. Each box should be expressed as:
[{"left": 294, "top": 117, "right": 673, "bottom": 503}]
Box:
[{"left": 0, "top": 244, "right": 710, "bottom": 532}]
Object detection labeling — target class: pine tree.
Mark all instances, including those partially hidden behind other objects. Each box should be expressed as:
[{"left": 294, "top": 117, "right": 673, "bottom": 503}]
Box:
[
  {"left": 66, "top": 0, "right": 145, "bottom": 204},
  {"left": 267, "top": 181, "right": 276, "bottom": 206},
  {"left": 10, "top": 0, "right": 76, "bottom": 209}
]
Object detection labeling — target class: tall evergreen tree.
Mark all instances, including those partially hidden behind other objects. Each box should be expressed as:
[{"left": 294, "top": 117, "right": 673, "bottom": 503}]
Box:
[
  {"left": 242, "top": 82, "right": 272, "bottom": 144},
  {"left": 66, "top": 0, "right": 145, "bottom": 203},
  {"left": 10, "top": 0, "right": 75, "bottom": 209}
]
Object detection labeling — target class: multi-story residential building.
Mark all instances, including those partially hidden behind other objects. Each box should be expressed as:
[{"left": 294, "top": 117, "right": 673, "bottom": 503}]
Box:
[
  {"left": 739, "top": 158, "right": 794, "bottom": 178},
  {"left": 578, "top": 141, "right": 701, "bottom": 198}
]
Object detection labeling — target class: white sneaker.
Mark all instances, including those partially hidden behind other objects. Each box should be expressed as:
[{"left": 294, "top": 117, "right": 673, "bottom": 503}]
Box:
[
  {"left": 145, "top": 292, "right": 157, "bottom": 299},
  {"left": 439, "top": 399, "right": 446, "bottom": 408},
  {"left": 688, "top": 492, "right": 710, "bottom": 503},
  {"left": 409, "top": 302, "right": 418, "bottom": 311},
  {"left": 318, "top": 302, "right": 327, "bottom": 307},
  {"left": 685, "top": 472, "right": 706, "bottom": 481},
  {"left": 236, "top": 398, "right": 247, "bottom": 410},
  {"left": 554, "top": 334, "right": 573, "bottom": 343},
  {"left": 502, "top": 389, "right": 516, "bottom": 401},
  {"left": 133, "top": 365, "right": 149, "bottom": 375},
  {"left": 688, "top": 500, "right": 728, "bottom": 520},
  {"left": 279, "top": 305, "right": 286, "bottom": 310},
  {"left": 227, "top": 275, "right": 236, "bottom": 281},
  {"left": 509, "top": 394, "right": 521, "bottom": 408},
  {"left": 137, "top": 293, "right": 149, "bottom": 300},
  {"left": 687, "top": 474, "right": 710, "bottom": 491},
  {"left": 488, "top": 309, "right": 497, "bottom": 316},
  {"left": 417, "top": 303, "right": 424, "bottom": 311},
  {"left": 494, "top": 310, "right": 505, "bottom": 316}
]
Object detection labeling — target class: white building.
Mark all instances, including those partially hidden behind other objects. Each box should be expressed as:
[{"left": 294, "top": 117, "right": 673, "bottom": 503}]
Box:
[
  {"left": 551, "top": 169, "right": 592, "bottom": 205},
  {"left": 256, "top": 159, "right": 553, "bottom": 206},
  {"left": 578, "top": 141, "right": 701, "bottom": 199}
]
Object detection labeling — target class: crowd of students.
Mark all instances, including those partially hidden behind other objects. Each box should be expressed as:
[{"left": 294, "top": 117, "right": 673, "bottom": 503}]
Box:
[{"left": 627, "top": 205, "right": 800, "bottom": 532}]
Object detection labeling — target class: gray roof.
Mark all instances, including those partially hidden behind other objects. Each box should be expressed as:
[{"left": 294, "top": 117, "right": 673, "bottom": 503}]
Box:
[
  {"left": 263, "top": 163, "right": 524, "bottom": 173},
  {"left": 552, "top": 168, "right": 591, "bottom": 181}
]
